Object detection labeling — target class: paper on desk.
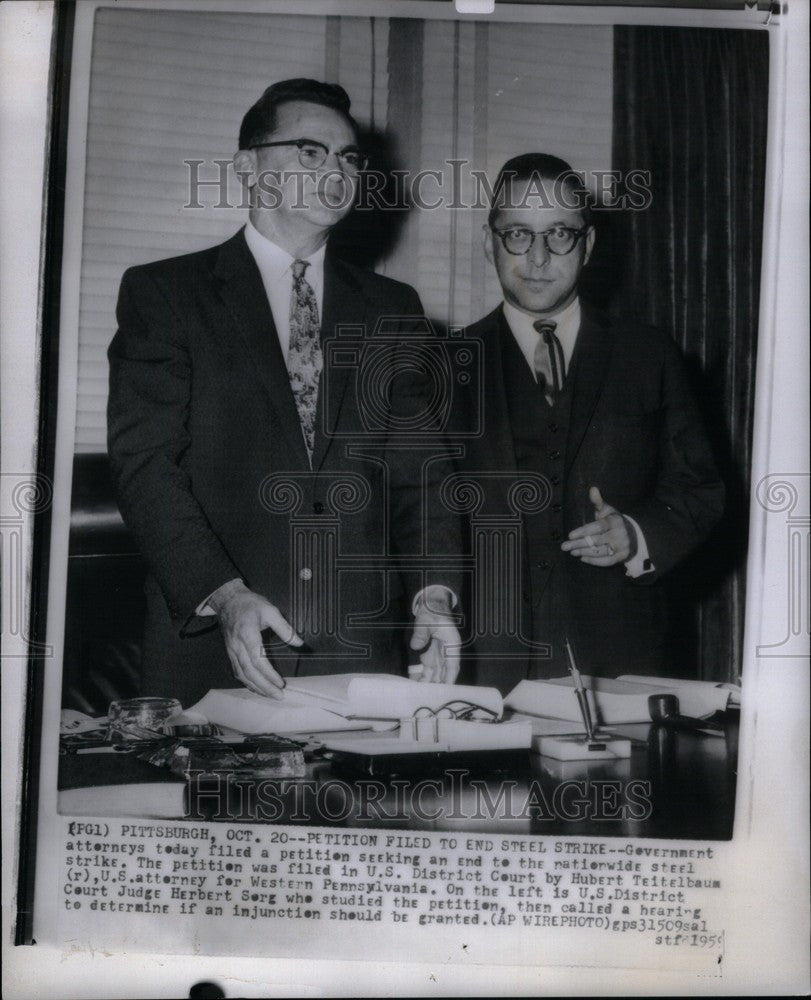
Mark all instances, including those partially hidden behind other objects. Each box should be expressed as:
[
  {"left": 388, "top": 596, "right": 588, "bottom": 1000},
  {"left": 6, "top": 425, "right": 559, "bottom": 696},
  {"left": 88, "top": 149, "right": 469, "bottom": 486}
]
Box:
[
  {"left": 617, "top": 675, "right": 741, "bottom": 707},
  {"left": 505, "top": 710, "right": 586, "bottom": 736},
  {"left": 186, "top": 687, "right": 370, "bottom": 735},
  {"left": 322, "top": 718, "right": 531, "bottom": 755},
  {"left": 187, "top": 675, "right": 504, "bottom": 734},
  {"left": 283, "top": 673, "right": 504, "bottom": 721},
  {"left": 505, "top": 674, "right": 732, "bottom": 726}
]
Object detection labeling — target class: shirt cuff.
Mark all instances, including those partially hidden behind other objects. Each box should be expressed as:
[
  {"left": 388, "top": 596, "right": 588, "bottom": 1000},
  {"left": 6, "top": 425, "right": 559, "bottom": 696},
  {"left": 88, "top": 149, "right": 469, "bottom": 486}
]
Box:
[
  {"left": 623, "top": 516, "right": 655, "bottom": 578},
  {"left": 195, "top": 578, "right": 244, "bottom": 616},
  {"left": 412, "top": 585, "right": 459, "bottom": 616}
]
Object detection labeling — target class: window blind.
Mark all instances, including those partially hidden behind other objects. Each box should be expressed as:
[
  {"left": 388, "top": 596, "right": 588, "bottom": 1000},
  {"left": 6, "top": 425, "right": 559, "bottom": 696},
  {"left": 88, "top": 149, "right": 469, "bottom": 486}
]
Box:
[{"left": 74, "top": 8, "right": 387, "bottom": 451}]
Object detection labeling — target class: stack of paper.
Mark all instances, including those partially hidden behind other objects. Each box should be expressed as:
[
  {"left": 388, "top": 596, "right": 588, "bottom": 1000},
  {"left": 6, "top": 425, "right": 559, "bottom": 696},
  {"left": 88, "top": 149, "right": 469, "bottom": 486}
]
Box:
[
  {"left": 283, "top": 673, "right": 503, "bottom": 721},
  {"left": 322, "top": 718, "right": 532, "bottom": 756},
  {"left": 505, "top": 675, "right": 737, "bottom": 726},
  {"left": 187, "top": 674, "right": 504, "bottom": 735},
  {"left": 185, "top": 688, "right": 365, "bottom": 735}
]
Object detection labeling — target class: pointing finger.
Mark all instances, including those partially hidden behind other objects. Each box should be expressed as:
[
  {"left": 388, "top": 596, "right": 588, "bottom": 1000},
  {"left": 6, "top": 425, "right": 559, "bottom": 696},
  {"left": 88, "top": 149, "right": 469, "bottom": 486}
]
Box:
[{"left": 565, "top": 519, "right": 606, "bottom": 541}]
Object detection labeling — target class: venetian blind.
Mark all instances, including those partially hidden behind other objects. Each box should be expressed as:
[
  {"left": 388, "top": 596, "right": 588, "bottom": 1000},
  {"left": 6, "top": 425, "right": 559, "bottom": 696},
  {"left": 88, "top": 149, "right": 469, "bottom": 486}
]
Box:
[{"left": 74, "top": 8, "right": 387, "bottom": 451}]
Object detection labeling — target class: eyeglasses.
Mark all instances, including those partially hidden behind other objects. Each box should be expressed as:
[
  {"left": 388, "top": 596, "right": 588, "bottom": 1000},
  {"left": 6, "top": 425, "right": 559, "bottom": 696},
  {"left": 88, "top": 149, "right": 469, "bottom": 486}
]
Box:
[
  {"left": 490, "top": 224, "right": 589, "bottom": 256},
  {"left": 250, "top": 137, "right": 367, "bottom": 173}
]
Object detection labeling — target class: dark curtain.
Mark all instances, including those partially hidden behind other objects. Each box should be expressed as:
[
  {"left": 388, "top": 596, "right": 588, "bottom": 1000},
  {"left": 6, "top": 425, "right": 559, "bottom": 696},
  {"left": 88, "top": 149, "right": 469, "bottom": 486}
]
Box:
[{"left": 611, "top": 27, "right": 769, "bottom": 682}]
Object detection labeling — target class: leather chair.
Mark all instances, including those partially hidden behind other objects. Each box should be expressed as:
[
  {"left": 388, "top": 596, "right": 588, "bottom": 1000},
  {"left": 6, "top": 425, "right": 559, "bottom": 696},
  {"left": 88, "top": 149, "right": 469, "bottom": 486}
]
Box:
[{"left": 62, "top": 454, "right": 145, "bottom": 714}]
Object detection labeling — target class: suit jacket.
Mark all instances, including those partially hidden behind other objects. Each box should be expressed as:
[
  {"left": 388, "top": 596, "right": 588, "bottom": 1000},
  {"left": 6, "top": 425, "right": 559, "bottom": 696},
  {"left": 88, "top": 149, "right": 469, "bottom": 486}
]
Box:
[
  {"left": 108, "top": 229, "right": 461, "bottom": 706},
  {"left": 452, "top": 305, "right": 724, "bottom": 690}
]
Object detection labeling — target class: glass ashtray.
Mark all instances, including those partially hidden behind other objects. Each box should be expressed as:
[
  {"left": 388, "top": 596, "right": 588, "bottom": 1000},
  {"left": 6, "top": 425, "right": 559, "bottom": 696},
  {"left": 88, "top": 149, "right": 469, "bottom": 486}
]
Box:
[{"left": 107, "top": 696, "right": 182, "bottom": 743}]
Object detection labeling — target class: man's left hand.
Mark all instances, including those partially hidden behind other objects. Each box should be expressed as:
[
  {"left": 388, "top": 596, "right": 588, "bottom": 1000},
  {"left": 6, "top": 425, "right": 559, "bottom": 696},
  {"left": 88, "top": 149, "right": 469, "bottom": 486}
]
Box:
[
  {"left": 409, "top": 587, "right": 461, "bottom": 684},
  {"left": 561, "top": 486, "right": 635, "bottom": 567}
]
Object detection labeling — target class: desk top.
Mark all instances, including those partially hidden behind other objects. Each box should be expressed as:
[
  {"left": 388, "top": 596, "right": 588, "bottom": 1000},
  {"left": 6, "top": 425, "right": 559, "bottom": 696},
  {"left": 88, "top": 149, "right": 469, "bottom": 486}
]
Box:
[{"left": 59, "top": 716, "right": 738, "bottom": 841}]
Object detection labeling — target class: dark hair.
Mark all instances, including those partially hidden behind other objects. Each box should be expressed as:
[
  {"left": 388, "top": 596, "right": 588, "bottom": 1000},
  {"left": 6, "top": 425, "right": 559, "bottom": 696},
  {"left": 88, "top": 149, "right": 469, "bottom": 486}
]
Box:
[
  {"left": 487, "top": 153, "right": 593, "bottom": 228},
  {"left": 238, "top": 78, "right": 357, "bottom": 150}
]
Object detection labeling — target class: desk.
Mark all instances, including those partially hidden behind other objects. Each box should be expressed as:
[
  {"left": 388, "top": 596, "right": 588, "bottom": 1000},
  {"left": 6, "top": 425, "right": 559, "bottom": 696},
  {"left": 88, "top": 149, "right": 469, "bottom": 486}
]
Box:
[{"left": 59, "top": 717, "right": 738, "bottom": 841}]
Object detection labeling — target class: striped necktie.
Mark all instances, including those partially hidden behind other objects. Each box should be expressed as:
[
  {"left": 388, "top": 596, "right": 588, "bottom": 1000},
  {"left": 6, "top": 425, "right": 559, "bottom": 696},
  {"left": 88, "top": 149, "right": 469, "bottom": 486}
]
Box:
[
  {"left": 287, "top": 259, "right": 322, "bottom": 462},
  {"left": 533, "top": 319, "right": 566, "bottom": 407}
]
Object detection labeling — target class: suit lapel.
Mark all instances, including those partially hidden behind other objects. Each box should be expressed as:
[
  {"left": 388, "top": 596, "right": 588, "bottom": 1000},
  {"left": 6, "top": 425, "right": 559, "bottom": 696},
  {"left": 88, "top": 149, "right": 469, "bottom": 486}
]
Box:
[
  {"left": 311, "top": 251, "right": 368, "bottom": 471},
  {"left": 460, "top": 308, "right": 518, "bottom": 518},
  {"left": 486, "top": 309, "right": 519, "bottom": 475},
  {"left": 565, "top": 308, "right": 615, "bottom": 473},
  {"left": 213, "top": 230, "right": 309, "bottom": 467}
]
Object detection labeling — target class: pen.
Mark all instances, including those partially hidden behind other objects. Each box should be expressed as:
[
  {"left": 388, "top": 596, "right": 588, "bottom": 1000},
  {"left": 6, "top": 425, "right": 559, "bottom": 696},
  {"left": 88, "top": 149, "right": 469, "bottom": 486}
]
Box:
[{"left": 564, "top": 637, "right": 597, "bottom": 742}]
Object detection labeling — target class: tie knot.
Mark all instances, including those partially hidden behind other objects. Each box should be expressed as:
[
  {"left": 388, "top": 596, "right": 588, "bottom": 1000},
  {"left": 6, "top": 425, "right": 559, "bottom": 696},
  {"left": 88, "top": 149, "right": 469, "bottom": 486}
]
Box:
[
  {"left": 533, "top": 319, "right": 557, "bottom": 344},
  {"left": 292, "top": 259, "right": 309, "bottom": 281}
]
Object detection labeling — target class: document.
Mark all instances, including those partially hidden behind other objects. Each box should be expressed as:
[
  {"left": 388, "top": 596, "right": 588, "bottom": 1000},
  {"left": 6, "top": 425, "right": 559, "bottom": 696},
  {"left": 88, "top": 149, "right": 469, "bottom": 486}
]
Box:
[
  {"left": 505, "top": 675, "right": 734, "bottom": 725},
  {"left": 188, "top": 674, "right": 504, "bottom": 733}
]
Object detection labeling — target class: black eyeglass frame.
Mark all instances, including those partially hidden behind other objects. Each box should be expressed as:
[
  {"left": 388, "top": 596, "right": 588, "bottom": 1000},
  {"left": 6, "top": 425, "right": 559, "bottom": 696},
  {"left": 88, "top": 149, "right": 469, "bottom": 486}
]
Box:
[
  {"left": 489, "top": 224, "right": 590, "bottom": 256},
  {"left": 249, "top": 137, "right": 367, "bottom": 172}
]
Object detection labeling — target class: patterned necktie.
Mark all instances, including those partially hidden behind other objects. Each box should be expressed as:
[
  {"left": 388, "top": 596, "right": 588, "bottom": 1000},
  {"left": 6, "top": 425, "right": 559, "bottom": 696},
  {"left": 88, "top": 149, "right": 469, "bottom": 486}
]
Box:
[
  {"left": 533, "top": 319, "right": 566, "bottom": 407},
  {"left": 287, "top": 259, "right": 322, "bottom": 462}
]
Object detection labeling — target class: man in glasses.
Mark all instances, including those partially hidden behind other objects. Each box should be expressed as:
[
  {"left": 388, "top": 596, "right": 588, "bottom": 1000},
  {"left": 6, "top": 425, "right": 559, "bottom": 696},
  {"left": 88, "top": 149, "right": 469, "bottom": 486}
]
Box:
[
  {"left": 453, "top": 152, "right": 723, "bottom": 689},
  {"left": 108, "top": 79, "right": 461, "bottom": 706}
]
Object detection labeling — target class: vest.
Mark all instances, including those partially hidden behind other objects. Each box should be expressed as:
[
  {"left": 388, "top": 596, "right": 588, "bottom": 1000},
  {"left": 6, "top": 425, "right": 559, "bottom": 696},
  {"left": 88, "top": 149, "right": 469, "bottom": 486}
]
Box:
[{"left": 500, "top": 323, "right": 576, "bottom": 677}]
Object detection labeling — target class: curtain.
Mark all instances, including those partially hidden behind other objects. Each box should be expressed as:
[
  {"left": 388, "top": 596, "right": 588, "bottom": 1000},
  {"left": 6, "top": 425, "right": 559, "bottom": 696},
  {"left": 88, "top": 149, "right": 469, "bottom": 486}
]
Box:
[{"left": 612, "top": 27, "right": 769, "bottom": 682}]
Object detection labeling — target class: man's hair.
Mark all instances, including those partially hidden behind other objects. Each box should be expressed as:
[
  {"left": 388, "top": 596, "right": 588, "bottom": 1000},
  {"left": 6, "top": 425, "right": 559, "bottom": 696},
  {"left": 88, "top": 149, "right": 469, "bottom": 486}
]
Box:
[
  {"left": 238, "top": 78, "right": 357, "bottom": 150},
  {"left": 487, "top": 153, "right": 593, "bottom": 228}
]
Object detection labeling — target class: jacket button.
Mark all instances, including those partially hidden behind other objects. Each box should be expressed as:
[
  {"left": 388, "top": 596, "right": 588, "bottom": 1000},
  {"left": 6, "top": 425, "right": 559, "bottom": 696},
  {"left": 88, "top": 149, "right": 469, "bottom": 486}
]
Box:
[
  {"left": 551, "top": 531, "right": 562, "bottom": 542},
  {"left": 550, "top": 475, "right": 560, "bottom": 486},
  {"left": 537, "top": 560, "right": 550, "bottom": 571},
  {"left": 552, "top": 503, "right": 562, "bottom": 513},
  {"left": 549, "top": 449, "right": 561, "bottom": 461},
  {"left": 548, "top": 422, "right": 559, "bottom": 433},
  {"left": 313, "top": 501, "right": 324, "bottom": 514},
  {"left": 299, "top": 567, "right": 313, "bottom": 581}
]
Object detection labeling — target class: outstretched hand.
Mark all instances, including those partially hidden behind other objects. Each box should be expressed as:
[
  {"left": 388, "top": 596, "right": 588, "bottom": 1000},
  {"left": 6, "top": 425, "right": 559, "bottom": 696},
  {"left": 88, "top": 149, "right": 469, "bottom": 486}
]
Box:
[
  {"left": 409, "top": 588, "right": 461, "bottom": 684},
  {"left": 210, "top": 581, "right": 302, "bottom": 698},
  {"left": 560, "top": 486, "right": 635, "bottom": 567}
]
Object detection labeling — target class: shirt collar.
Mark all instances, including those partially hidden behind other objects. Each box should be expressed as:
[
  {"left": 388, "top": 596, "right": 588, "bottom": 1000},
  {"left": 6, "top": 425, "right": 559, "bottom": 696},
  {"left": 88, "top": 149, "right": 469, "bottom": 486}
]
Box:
[
  {"left": 244, "top": 219, "right": 327, "bottom": 279},
  {"left": 502, "top": 296, "right": 582, "bottom": 374}
]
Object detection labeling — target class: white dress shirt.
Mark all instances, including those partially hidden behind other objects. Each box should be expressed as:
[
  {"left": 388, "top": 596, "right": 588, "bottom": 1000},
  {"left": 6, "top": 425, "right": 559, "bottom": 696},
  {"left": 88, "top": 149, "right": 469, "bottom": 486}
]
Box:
[
  {"left": 500, "top": 296, "right": 654, "bottom": 578},
  {"left": 244, "top": 218, "right": 326, "bottom": 356},
  {"left": 503, "top": 295, "right": 581, "bottom": 381}
]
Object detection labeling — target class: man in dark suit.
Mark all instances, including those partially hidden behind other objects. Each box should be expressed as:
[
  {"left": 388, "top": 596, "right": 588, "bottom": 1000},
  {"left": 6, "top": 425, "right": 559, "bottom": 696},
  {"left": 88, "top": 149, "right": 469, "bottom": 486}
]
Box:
[
  {"left": 108, "top": 79, "right": 461, "bottom": 707},
  {"left": 454, "top": 154, "right": 724, "bottom": 691}
]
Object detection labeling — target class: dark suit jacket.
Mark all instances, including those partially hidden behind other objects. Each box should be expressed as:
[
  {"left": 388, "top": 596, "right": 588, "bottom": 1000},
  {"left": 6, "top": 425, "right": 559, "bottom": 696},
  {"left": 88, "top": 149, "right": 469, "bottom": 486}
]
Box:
[
  {"left": 108, "top": 229, "right": 461, "bottom": 706},
  {"left": 452, "top": 305, "right": 724, "bottom": 690}
]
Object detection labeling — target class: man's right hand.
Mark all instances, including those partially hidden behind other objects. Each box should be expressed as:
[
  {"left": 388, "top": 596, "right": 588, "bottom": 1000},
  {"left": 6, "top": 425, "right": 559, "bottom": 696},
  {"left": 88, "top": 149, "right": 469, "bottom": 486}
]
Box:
[{"left": 208, "top": 580, "right": 302, "bottom": 698}]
